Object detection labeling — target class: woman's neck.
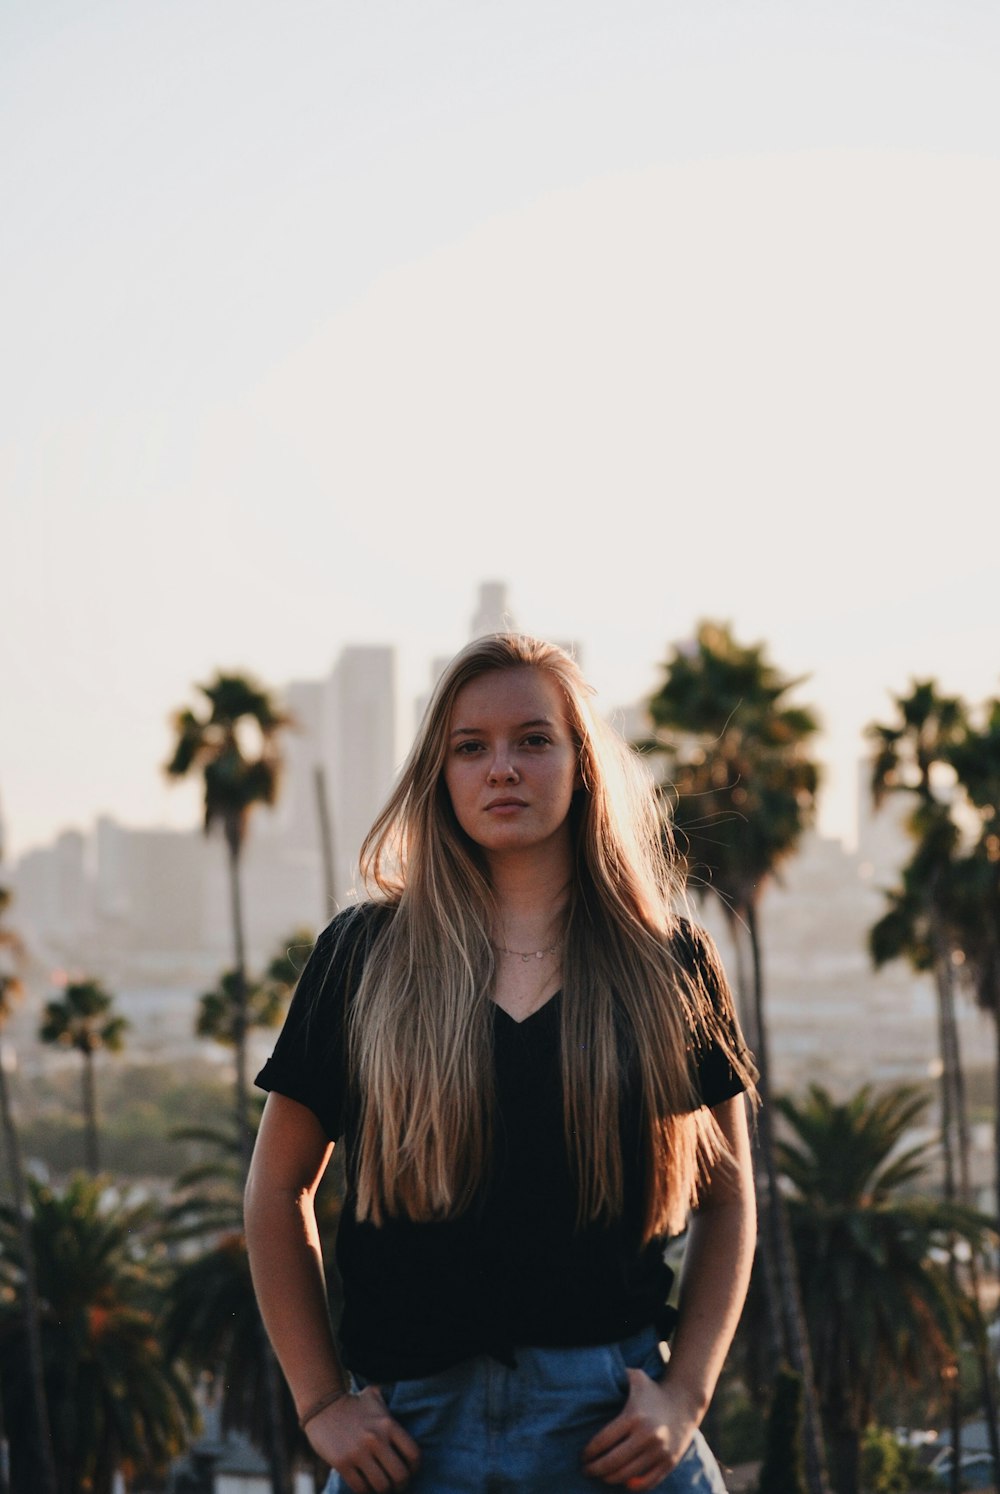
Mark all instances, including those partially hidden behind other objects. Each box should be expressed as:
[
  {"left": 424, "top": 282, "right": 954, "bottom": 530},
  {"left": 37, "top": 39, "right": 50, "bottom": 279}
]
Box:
[{"left": 486, "top": 841, "right": 572, "bottom": 947}]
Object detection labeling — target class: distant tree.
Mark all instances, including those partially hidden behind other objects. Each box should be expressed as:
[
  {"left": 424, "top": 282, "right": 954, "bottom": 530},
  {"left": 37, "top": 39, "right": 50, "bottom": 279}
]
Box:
[
  {"left": 946, "top": 697, "right": 1000, "bottom": 1215},
  {"left": 865, "top": 681, "right": 999, "bottom": 1493},
  {"left": 867, "top": 680, "right": 972, "bottom": 1204},
  {"left": 859, "top": 1426, "right": 920, "bottom": 1494},
  {"left": 0, "top": 887, "right": 56, "bottom": 1494},
  {"left": 38, "top": 978, "right": 128, "bottom": 1172},
  {"left": 0, "top": 1173, "right": 194, "bottom": 1494},
  {"left": 165, "top": 676, "right": 296, "bottom": 1494},
  {"left": 165, "top": 672, "right": 292, "bottom": 1172},
  {"left": 776, "top": 1082, "right": 991, "bottom": 1494},
  {"left": 757, "top": 1365, "right": 807, "bottom": 1494},
  {"left": 197, "top": 969, "right": 285, "bottom": 1049},
  {"left": 643, "top": 620, "right": 828, "bottom": 1494},
  {"left": 164, "top": 1102, "right": 341, "bottom": 1492},
  {"left": 196, "top": 928, "right": 312, "bottom": 1052}
]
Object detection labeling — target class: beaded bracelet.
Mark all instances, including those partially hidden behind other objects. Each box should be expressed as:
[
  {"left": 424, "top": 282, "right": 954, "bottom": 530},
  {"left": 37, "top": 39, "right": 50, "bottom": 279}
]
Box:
[{"left": 299, "top": 1386, "right": 349, "bottom": 1431}]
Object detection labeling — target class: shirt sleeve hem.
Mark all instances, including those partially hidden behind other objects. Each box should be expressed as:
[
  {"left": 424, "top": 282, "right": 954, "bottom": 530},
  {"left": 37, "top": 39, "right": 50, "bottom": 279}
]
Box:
[{"left": 255, "top": 1058, "right": 341, "bottom": 1140}]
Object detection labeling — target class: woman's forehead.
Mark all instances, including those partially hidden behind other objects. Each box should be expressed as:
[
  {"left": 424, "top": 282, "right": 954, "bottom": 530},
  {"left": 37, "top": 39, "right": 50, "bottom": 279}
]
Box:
[{"left": 449, "top": 667, "right": 569, "bottom": 726}]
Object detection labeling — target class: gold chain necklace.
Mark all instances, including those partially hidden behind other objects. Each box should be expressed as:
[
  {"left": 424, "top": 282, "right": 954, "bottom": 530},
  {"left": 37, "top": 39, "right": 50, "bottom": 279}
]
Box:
[{"left": 491, "top": 938, "right": 562, "bottom": 963}]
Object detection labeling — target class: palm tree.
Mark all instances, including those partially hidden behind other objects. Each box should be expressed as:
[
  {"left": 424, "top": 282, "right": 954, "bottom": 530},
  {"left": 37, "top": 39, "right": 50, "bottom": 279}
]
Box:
[
  {"left": 164, "top": 1103, "right": 342, "bottom": 1492},
  {"left": 946, "top": 697, "right": 1000, "bottom": 1219},
  {"left": 0, "top": 1172, "right": 195, "bottom": 1494},
  {"left": 642, "top": 620, "right": 827, "bottom": 1494},
  {"left": 195, "top": 928, "right": 312, "bottom": 1050},
  {"left": 0, "top": 887, "right": 57, "bottom": 1494},
  {"left": 165, "top": 672, "right": 292, "bottom": 1171},
  {"left": 776, "top": 1083, "right": 992, "bottom": 1494},
  {"left": 867, "top": 681, "right": 972, "bottom": 1203},
  {"left": 197, "top": 969, "right": 286, "bottom": 1048},
  {"left": 38, "top": 978, "right": 128, "bottom": 1172}
]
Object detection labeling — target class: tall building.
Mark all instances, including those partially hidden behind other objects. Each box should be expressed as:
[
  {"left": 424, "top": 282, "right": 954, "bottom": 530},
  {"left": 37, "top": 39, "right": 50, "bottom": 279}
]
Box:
[
  {"left": 324, "top": 645, "right": 398, "bottom": 902},
  {"left": 470, "top": 581, "right": 515, "bottom": 639},
  {"left": 13, "top": 829, "right": 90, "bottom": 950},
  {"left": 272, "top": 679, "right": 327, "bottom": 854}
]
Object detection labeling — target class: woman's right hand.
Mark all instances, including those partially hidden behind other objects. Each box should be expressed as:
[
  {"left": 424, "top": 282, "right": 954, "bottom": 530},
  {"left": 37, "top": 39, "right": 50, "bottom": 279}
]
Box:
[{"left": 305, "top": 1385, "right": 421, "bottom": 1494}]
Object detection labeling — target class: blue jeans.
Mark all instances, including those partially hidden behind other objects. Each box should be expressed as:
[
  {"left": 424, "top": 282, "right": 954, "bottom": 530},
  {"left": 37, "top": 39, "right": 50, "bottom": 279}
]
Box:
[{"left": 321, "top": 1326, "right": 728, "bottom": 1493}]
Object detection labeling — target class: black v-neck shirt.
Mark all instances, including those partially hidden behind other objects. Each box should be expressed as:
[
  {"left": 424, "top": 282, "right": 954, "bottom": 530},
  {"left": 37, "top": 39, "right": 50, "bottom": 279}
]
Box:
[{"left": 255, "top": 905, "right": 749, "bottom": 1382}]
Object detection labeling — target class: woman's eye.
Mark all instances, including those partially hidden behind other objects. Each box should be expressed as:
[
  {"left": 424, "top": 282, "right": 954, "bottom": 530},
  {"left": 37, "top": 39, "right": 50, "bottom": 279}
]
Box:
[
  {"left": 455, "top": 741, "right": 484, "bottom": 754},
  {"left": 523, "top": 734, "right": 551, "bottom": 748}
]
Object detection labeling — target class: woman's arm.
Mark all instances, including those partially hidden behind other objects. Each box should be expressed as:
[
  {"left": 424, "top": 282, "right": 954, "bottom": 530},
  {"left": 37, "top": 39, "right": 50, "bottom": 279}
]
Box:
[
  {"left": 245, "top": 1092, "right": 420, "bottom": 1494},
  {"left": 582, "top": 1095, "right": 757, "bottom": 1491}
]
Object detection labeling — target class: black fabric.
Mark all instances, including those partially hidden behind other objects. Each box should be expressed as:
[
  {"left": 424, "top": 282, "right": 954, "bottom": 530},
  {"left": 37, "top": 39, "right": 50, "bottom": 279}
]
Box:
[{"left": 255, "top": 904, "right": 750, "bottom": 1383}]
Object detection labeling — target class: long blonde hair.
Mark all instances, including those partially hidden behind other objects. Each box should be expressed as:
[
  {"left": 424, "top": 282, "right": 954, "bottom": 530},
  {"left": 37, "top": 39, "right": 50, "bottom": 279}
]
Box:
[{"left": 346, "top": 634, "right": 753, "bottom": 1242}]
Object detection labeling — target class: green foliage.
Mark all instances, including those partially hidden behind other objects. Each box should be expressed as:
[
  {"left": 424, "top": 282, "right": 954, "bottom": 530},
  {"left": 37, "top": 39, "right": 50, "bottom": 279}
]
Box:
[
  {"left": 196, "top": 929, "right": 312, "bottom": 1048},
  {"left": 867, "top": 682, "right": 967, "bottom": 811},
  {"left": 165, "top": 672, "right": 292, "bottom": 853},
  {"left": 643, "top": 620, "right": 822, "bottom": 916},
  {"left": 757, "top": 1365, "right": 808, "bottom": 1494},
  {"left": 197, "top": 968, "right": 285, "bottom": 1046},
  {"left": 778, "top": 1082, "right": 992, "bottom": 1491},
  {"left": 714, "top": 1383, "right": 768, "bottom": 1465},
  {"left": 4, "top": 1064, "right": 242, "bottom": 1192},
  {"left": 0, "top": 1172, "right": 195, "bottom": 1493},
  {"left": 162, "top": 1105, "right": 337, "bottom": 1465},
  {"left": 859, "top": 1426, "right": 929, "bottom": 1494},
  {"left": 866, "top": 681, "right": 1000, "bottom": 1003},
  {"left": 38, "top": 978, "right": 129, "bottom": 1169},
  {"left": 38, "top": 978, "right": 128, "bottom": 1055}
]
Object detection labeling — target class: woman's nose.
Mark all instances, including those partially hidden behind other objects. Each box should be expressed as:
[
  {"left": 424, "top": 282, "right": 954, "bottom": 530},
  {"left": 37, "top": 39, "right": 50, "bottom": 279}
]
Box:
[{"left": 487, "top": 754, "right": 519, "bottom": 784}]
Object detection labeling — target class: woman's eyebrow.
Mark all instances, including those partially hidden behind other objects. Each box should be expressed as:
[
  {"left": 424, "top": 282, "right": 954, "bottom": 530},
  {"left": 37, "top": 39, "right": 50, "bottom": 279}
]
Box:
[{"left": 450, "top": 717, "right": 555, "bottom": 738}]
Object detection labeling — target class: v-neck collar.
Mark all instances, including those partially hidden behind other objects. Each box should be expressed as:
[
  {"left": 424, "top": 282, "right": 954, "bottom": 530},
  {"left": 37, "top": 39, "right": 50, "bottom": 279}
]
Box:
[{"left": 492, "top": 989, "right": 562, "bottom": 1027}]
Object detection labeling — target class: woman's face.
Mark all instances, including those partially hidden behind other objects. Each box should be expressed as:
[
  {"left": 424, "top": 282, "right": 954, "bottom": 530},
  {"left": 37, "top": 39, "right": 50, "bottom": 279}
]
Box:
[{"left": 443, "top": 667, "right": 581, "bottom": 863}]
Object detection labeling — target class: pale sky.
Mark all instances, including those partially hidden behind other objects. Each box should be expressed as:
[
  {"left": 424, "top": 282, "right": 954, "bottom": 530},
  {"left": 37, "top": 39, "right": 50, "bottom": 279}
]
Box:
[{"left": 3, "top": 1, "right": 999, "bottom": 860}]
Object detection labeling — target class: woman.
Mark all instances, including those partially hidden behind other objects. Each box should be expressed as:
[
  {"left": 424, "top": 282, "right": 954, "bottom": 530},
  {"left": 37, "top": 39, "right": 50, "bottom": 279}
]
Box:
[{"left": 246, "top": 634, "right": 757, "bottom": 1494}]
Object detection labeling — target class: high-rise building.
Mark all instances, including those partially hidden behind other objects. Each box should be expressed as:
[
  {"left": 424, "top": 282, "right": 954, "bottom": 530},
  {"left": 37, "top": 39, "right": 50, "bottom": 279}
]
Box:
[
  {"left": 273, "top": 680, "right": 327, "bottom": 854},
  {"left": 13, "top": 829, "right": 90, "bottom": 948},
  {"left": 470, "top": 581, "right": 515, "bottom": 639},
  {"left": 324, "top": 645, "right": 398, "bottom": 902}
]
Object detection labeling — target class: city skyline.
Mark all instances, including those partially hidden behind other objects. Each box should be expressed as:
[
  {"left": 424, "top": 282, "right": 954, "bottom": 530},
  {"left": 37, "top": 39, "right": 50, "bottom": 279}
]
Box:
[
  {"left": 3, "top": 563, "right": 998, "bottom": 864},
  {"left": 3, "top": 3, "right": 998, "bottom": 861}
]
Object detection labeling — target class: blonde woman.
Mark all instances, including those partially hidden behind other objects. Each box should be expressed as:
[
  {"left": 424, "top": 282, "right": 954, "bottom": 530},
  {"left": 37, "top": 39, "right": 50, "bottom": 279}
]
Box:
[{"left": 246, "top": 635, "right": 757, "bottom": 1494}]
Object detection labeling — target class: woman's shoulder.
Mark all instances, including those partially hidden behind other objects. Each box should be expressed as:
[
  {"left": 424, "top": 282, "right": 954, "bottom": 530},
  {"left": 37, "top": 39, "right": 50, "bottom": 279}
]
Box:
[
  {"left": 664, "top": 915, "right": 738, "bottom": 1023},
  {"left": 666, "top": 914, "right": 723, "bottom": 976},
  {"left": 318, "top": 899, "right": 395, "bottom": 947},
  {"left": 299, "top": 901, "right": 396, "bottom": 1003}
]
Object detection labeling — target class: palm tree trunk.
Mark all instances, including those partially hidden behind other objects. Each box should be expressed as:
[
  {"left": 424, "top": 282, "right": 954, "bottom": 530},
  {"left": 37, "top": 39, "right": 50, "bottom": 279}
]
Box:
[
  {"left": 314, "top": 765, "right": 337, "bottom": 916},
  {"left": 224, "top": 832, "right": 252, "bottom": 1176},
  {"left": 82, "top": 1047, "right": 99, "bottom": 1173},
  {"left": 930, "top": 934, "right": 966, "bottom": 1494},
  {"left": 258, "top": 1316, "right": 294, "bottom": 1494},
  {"left": 223, "top": 831, "right": 289, "bottom": 1494},
  {"left": 726, "top": 911, "right": 759, "bottom": 1058},
  {"left": 727, "top": 919, "right": 782, "bottom": 1369},
  {"left": 995, "top": 1006, "right": 1000, "bottom": 1245},
  {"left": 0, "top": 1050, "right": 58, "bottom": 1494},
  {"left": 747, "top": 901, "right": 830, "bottom": 1494},
  {"left": 829, "top": 1365, "right": 861, "bottom": 1494},
  {"left": 935, "top": 947, "right": 972, "bottom": 1204}
]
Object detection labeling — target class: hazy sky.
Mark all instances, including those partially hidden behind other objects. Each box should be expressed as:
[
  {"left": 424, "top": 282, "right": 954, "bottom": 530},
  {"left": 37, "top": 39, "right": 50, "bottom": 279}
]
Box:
[{"left": 3, "top": 1, "right": 998, "bottom": 859}]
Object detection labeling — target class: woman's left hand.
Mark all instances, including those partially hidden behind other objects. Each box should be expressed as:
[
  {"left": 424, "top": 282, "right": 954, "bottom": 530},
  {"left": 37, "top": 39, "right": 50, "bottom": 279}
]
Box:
[{"left": 581, "top": 1369, "right": 700, "bottom": 1490}]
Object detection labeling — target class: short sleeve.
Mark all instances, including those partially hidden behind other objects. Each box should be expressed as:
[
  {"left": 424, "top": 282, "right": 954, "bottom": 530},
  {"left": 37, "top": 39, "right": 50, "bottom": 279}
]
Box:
[
  {"left": 255, "top": 904, "right": 386, "bottom": 1139},
  {"left": 672, "top": 919, "right": 756, "bottom": 1109}
]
